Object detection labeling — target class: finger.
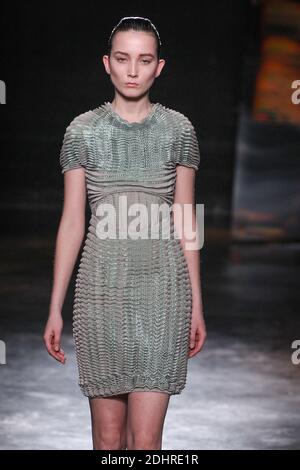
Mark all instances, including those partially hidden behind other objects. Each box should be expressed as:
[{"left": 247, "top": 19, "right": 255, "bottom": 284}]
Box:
[
  {"left": 55, "top": 352, "right": 66, "bottom": 363},
  {"left": 49, "top": 350, "right": 66, "bottom": 363},
  {"left": 56, "top": 350, "right": 65, "bottom": 360},
  {"left": 188, "top": 346, "right": 197, "bottom": 357},
  {"left": 51, "top": 345, "right": 65, "bottom": 361},
  {"left": 44, "top": 333, "right": 54, "bottom": 354},
  {"left": 46, "top": 336, "right": 65, "bottom": 363},
  {"left": 52, "top": 336, "right": 61, "bottom": 352},
  {"left": 189, "top": 330, "right": 196, "bottom": 349},
  {"left": 188, "top": 349, "right": 197, "bottom": 358},
  {"left": 193, "top": 335, "right": 206, "bottom": 355},
  {"left": 189, "top": 335, "right": 204, "bottom": 357},
  {"left": 49, "top": 330, "right": 61, "bottom": 352}
]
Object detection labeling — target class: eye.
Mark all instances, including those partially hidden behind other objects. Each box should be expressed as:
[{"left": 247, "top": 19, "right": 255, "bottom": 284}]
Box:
[{"left": 115, "top": 57, "right": 151, "bottom": 64}]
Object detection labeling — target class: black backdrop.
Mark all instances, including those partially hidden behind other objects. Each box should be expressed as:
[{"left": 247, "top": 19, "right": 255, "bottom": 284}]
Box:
[{"left": 0, "top": 1, "right": 258, "bottom": 236}]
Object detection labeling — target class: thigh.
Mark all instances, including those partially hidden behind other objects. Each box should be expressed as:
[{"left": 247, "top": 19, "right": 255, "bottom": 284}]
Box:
[
  {"left": 127, "top": 391, "right": 170, "bottom": 435},
  {"left": 89, "top": 393, "right": 128, "bottom": 431}
]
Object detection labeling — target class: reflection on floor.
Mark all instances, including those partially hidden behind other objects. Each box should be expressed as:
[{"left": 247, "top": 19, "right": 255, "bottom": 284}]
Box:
[{"left": 0, "top": 237, "right": 299, "bottom": 450}]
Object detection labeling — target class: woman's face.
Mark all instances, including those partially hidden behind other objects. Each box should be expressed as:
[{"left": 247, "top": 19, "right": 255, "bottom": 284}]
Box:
[{"left": 103, "top": 30, "right": 165, "bottom": 98}]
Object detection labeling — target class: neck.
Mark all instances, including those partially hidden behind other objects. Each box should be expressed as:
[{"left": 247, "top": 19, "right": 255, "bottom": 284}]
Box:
[{"left": 111, "top": 95, "right": 153, "bottom": 120}]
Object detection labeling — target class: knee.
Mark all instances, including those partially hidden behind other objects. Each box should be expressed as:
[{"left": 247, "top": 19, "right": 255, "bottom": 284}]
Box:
[
  {"left": 92, "top": 428, "right": 126, "bottom": 450},
  {"left": 127, "top": 430, "right": 162, "bottom": 450}
]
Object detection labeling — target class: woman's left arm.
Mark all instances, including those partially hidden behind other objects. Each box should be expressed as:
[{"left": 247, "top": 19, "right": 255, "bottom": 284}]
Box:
[{"left": 173, "top": 165, "right": 207, "bottom": 358}]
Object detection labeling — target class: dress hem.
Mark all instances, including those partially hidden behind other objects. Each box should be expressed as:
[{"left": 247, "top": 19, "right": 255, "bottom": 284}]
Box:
[{"left": 79, "top": 378, "right": 187, "bottom": 398}]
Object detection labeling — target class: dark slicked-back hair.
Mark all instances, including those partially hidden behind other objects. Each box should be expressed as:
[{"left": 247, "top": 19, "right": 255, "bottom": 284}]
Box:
[{"left": 107, "top": 16, "right": 162, "bottom": 59}]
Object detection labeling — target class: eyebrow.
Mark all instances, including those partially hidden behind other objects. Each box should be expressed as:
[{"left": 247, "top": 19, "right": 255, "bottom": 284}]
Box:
[{"left": 113, "top": 51, "right": 155, "bottom": 58}]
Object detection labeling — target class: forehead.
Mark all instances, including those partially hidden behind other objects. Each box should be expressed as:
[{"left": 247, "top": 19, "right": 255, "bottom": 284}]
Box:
[{"left": 112, "top": 30, "right": 156, "bottom": 52}]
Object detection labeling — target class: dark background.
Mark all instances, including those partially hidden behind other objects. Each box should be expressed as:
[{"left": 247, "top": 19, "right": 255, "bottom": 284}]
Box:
[{"left": 0, "top": 0, "right": 260, "bottom": 237}]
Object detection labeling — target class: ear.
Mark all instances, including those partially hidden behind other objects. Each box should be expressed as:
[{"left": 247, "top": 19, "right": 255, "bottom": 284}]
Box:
[
  {"left": 102, "top": 55, "right": 111, "bottom": 75},
  {"left": 156, "top": 59, "right": 166, "bottom": 78}
]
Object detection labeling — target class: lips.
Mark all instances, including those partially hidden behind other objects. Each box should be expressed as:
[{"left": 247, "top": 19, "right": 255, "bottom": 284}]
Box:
[{"left": 126, "top": 83, "right": 138, "bottom": 86}]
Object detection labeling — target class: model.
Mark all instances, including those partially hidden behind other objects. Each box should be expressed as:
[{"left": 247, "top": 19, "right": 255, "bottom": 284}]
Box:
[{"left": 43, "top": 16, "right": 207, "bottom": 450}]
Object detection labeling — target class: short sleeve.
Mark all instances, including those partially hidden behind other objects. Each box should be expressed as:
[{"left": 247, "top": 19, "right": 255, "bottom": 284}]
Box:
[
  {"left": 175, "top": 118, "right": 200, "bottom": 171},
  {"left": 59, "top": 119, "right": 84, "bottom": 174}
]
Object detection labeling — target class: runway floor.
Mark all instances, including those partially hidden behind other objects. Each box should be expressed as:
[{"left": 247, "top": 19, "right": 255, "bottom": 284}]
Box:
[{"left": 0, "top": 236, "right": 299, "bottom": 449}]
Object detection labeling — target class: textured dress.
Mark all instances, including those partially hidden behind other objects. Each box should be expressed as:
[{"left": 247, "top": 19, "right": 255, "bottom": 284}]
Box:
[{"left": 59, "top": 101, "right": 200, "bottom": 398}]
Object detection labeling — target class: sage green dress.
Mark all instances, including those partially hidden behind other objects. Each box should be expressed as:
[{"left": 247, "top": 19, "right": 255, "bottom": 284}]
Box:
[{"left": 59, "top": 101, "right": 200, "bottom": 398}]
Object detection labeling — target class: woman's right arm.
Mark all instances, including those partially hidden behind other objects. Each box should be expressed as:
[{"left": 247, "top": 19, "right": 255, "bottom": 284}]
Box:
[{"left": 43, "top": 168, "right": 86, "bottom": 363}]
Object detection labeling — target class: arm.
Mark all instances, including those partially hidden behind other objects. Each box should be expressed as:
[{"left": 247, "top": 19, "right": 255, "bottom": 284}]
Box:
[
  {"left": 43, "top": 168, "right": 86, "bottom": 363},
  {"left": 173, "top": 165, "right": 207, "bottom": 358}
]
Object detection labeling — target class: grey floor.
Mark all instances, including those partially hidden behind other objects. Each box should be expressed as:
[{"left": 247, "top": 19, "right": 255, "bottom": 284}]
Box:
[{"left": 0, "top": 236, "right": 299, "bottom": 450}]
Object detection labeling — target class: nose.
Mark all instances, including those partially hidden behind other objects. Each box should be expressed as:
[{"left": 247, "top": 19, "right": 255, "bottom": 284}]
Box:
[{"left": 127, "top": 61, "right": 138, "bottom": 77}]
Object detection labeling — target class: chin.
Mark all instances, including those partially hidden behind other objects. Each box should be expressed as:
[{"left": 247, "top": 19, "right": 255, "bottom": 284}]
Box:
[{"left": 121, "top": 89, "right": 145, "bottom": 100}]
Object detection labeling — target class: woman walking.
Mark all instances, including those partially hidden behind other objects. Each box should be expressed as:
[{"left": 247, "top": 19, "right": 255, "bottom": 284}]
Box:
[{"left": 43, "top": 16, "right": 207, "bottom": 450}]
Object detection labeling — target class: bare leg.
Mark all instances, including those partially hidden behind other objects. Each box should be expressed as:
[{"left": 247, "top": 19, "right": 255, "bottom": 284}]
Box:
[
  {"left": 126, "top": 391, "right": 171, "bottom": 450},
  {"left": 88, "top": 393, "right": 128, "bottom": 450}
]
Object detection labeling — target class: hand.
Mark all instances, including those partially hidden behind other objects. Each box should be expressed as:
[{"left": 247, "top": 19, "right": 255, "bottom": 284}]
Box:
[
  {"left": 188, "top": 307, "right": 207, "bottom": 358},
  {"left": 43, "top": 314, "right": 66, "bottom": 364}
]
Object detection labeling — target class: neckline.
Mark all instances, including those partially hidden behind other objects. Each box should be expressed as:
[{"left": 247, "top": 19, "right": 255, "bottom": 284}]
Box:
[{"left": 102, "top": 101, "right": 160, "bottom": 129}]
